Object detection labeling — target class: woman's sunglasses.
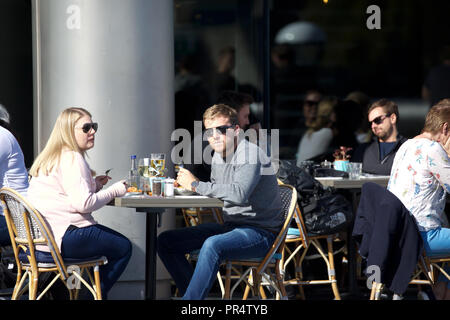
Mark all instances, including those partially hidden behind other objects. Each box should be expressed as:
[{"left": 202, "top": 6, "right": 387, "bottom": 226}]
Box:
[
  {"left": 204, "top": 125, "right": 234, "bottom": 139},
  {"left": 80, "top": 122, "right": 98, "bottom": 133}
]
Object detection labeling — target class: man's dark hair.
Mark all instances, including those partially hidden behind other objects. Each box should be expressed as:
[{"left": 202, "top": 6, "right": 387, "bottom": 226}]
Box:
[
  {"left": 216, "top": 91, "right": 254, "bottom": 112},
  {"left": 368, "top": 98, "right": 400, "bottom": 121}
]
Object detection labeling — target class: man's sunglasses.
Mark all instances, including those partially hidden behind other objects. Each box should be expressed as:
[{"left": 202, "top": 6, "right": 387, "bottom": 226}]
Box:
[
  {"left": 369, "top": 114, "right": 391, "bottom": 126},
  {"left": 204, "top": 125, "right": 235, "bottom": 139},
  {"left": 79, "top": 122, "right": 98, "bottom": 133}
]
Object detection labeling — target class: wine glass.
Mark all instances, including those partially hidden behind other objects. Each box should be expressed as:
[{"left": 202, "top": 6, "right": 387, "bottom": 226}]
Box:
[
  {"left": 151, "top": 153, "right": 165, "bottom": 177},
  {"left": 138, "top": 158, "right": 150, "bottom": 177}
]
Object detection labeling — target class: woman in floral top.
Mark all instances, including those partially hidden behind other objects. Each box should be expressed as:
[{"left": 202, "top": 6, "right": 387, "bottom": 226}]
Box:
[{"left": 388, "top": 99, "right": 450, "bottom": 299}]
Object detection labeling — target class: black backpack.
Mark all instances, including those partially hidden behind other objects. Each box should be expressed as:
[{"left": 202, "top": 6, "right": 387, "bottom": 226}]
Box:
[{"left": 277, "top": 160, "right": 352, "bottom": 235}]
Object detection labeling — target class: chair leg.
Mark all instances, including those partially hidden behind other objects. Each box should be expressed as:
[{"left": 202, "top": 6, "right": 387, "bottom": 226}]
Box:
[
  {"left": 242, "top": 272, "right": 252, "bottom": 300},
  {"left": 94, "top": 265, "right": 102, "bottom": 300},
  {"left": 275, "top": 267, "right": 288, "bottom": 300},
  {"left": 293, "top": 251, "right": 306, "bottom": 299},
  {"left": 252, "top": 271, "right": 262, "bottom": 299},
  {"left": 327, "top": 237, "right": 341, "bottom": 300},
  {"left": 12, "top": 269, "right": 25, "bottom": 300},
  {"left": 29, "top": 271, "right": 38, "bottom": 300},
  {"left": 370, "top": 282, "right": 383, "bottom": 300},
  {"left": 224, "top": 262, "right": 231, "bottom": 300},
  {"left": 370, "top": 281, "right": 376, "bottom": 300}
]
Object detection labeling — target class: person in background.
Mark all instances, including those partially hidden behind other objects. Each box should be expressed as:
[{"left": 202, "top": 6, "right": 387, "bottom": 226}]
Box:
[
  {"left": 422, "top": 45, "right": 450, "bottom": 108},
  {"left": 388, "top": 99, "right": 450, "bottom": 299},
  {"left": 27, "top": 107, "right": 132, "bottom": 299},
  {"left": 346, "top": 91, "right": 372, "bottom": 144},
  {"left": 216, "top": 91, "right": 253, "bottom": 130},
  {"left": 302, "top": 90, "right": 322, "bottom": 130},
  {"left": 0, "top": 104, "right": 29, "bottom": 246},
  {"left": 359, "top": 99, "right": 407, "bottom": 175},
  {"left": 296, "top": 96, "right": 338, "bottom": 164},
  {"left": 212, "top": 46, "right": 237, "bottom": 101},
  {"left": 158, "top": 104, "right": 282, "bottom": 300},
  {"left": 328, "top": 99, "right": 361, "bottom": 160}
]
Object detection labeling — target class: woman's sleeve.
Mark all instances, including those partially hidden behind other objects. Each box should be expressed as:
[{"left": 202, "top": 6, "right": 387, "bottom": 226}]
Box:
[
  {"left": 60, "top": 152, "right": 124, "bottom": 213},
  {"left": 428, "top": 142, "right": 450, "bottom": 193}
]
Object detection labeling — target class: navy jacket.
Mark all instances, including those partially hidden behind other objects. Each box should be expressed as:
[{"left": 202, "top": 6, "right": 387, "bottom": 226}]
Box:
[
  {"left": 361, "top": 135, "right": 407, "bottom": 175},
  {"left": 352, "top": 182, "right": 423, "bottom": 295}
]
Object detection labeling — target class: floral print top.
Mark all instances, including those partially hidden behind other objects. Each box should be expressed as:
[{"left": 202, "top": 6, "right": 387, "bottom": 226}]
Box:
[{"left": 387, "top": 138, "right": 450, "bottom": 232}]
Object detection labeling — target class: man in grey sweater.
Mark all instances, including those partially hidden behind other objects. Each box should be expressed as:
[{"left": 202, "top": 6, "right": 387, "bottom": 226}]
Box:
[{"left": 157, "top": 104, "right": 282, "bottom": 300}]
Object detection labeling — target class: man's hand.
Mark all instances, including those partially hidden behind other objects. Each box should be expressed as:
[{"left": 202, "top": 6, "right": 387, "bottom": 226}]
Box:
[{"left": 176, "top": 168, "right": 199, "bottom": 191}]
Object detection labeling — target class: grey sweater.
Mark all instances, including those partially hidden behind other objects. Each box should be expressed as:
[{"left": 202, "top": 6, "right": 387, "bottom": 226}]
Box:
[{"left": 196, "top": 139, "right": 283, "bottom": 233}]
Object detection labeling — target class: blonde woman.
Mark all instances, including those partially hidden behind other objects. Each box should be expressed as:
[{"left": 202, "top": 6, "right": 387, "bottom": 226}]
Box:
[
  {"left": 27, "top": 107, "right": 131, "bottom": 299},
  {"left": 296, "top": 96, "right": 338, "bottom": 164}
]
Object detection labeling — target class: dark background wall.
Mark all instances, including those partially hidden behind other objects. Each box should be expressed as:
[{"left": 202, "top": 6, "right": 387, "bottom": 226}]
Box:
[{"left": 0, "top": 0, "right": 33, "bottom": 167}]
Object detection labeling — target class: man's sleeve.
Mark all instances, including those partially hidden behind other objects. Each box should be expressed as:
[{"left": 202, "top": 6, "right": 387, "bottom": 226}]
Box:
[{"left": 196, "top": 162, "right": 261, "bottom": 205}]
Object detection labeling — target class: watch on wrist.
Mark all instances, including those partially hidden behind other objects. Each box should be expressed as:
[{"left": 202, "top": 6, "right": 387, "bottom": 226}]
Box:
[{"left": 191, "top": 180, "right": 199, "bottom": 192}]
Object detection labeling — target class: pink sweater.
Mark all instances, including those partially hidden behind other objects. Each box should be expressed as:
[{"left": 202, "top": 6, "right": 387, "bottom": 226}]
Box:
[{"left": 27, "top": 150, "right": 126, "bottom": 252}]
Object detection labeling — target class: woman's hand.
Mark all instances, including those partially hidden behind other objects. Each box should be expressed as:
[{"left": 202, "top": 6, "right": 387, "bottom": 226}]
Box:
[{"left": 95, "top": 175, "right": 111, "bottom": 191}]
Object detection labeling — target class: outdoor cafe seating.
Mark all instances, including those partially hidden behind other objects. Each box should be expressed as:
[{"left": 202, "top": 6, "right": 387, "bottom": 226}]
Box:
[{"left": 0, "top": 187, "right": 106, "bottom": 300}]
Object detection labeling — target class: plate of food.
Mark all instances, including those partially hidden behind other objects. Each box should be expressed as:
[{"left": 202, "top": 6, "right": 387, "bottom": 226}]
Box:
[
  {"left": 125, "top": 192, "right": 143, "bottom": 197},
  {"left": 174, "top": 187, "right": 196, "bottom": 196},
  {"left": 125, "top": 186, "right": 143, "bottom": 196}
]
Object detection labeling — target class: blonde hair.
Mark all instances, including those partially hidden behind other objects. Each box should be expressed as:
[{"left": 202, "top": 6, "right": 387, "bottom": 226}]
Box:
[
  {"left": 29, "top": 107, "right": 93, "bottom": 177},
  {"left": 422, "top": 99, "right": 450, "bottom": 135},
  {"left": 203, "top": 104, "right": 238, "bottom": 126},
  {"left": 308, "top": 96, "right": 338, "bottom": 134}
]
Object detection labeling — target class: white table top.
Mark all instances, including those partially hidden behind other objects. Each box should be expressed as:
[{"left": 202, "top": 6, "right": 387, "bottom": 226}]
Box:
[
  {"left": 114, "top": 194, "right": 224, "bottom": 209},
  {"left": 315, "top": 174, "right": 390, "bottom": 189}
]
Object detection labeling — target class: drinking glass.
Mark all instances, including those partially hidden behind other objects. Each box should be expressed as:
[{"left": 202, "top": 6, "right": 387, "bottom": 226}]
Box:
[
  {"left": 151, "top": 153, "right": 166, "bottom": 177},
  {"left": 348, "top": 162, "right": 362, "bottom": 179},
  {"left": 152, "top": 178, "right": 163, "bottom": 197},
  {"left": 138, "top": 158, "right": 150, "bottom": 177},
  {"left": 141, "top": 177, "right": 151, "bottom": 195}
]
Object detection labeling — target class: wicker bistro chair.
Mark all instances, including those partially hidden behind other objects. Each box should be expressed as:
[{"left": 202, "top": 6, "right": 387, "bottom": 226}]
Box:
[
  {"left": 182, "top": 207, "right": 224, "bottom": 226},
  {"left": 279, "top": 180, "right": 342, "bottom": 300},
  {"left": 223, "top": 184, "right": 298, "bottom": 300},
  {"left": 0, "top": 187, "right": 107, "bottom": 300},
  {"left": 371, "top": 253, "right": 450, "bottom": 300},
  {"left": 282, "top": 204, "right": 342, "bottom": 300}
]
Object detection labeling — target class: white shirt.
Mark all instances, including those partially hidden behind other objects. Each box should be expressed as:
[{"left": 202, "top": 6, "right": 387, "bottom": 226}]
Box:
[
  {"left": 388, "top": 138, "right": 450, "bottom": 231},
  {"left": 0, "top": 126, "right": 29, "bottom": 212},
  {"left": 296, "top": 127, "right": 333, "bottom": 165}
]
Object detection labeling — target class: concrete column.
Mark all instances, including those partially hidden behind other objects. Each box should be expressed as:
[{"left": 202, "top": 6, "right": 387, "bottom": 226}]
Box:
[{"left": 32, "top": 0, "right": 175, "bottom": 299}]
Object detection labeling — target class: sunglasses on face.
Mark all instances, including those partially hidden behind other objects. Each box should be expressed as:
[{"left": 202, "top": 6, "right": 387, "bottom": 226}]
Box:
[
  {"left": 304, "top": 100, "right": 319, "bottom": 106},
  {"left": 369, "top": 114, "right": 391, "bottom": 126},
  {"left": 204, "top": 125, "right": 235, "bottom": 139},
  {"left": 79, "top": 122, "right": 98, "bottom": 133}
]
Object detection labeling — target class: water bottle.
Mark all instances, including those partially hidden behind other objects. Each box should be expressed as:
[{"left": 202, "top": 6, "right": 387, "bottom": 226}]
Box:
[{"left": 129, "top": 155, "right": 140, "bottom": 189}]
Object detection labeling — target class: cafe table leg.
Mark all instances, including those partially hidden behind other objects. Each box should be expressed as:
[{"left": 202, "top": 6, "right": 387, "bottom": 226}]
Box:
[
  {"left": 138, "top": 208, "right": 165, "bottom": 300},
  {"left": 347, "top": 190, "right": 361, "bottom": 296}
]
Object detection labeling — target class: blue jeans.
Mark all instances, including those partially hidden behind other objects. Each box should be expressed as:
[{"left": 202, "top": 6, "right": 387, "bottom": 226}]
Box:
[
  {"left": 0, "top": 215, "right": 11, "bottom": 246},
  {"left": 61, "top": 224, "right": 132, "bottom": 298},
  {"left": 157, "top": 222, "right": 276, "bottom": 300},
  {"left": 421, "top": 227, "right": 450, "bottom": 288}
]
